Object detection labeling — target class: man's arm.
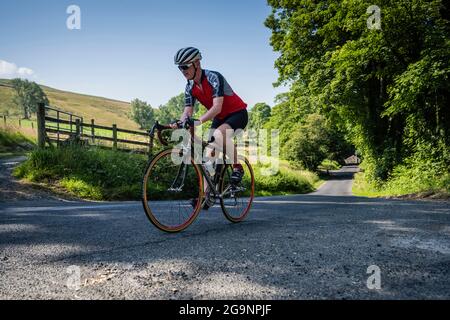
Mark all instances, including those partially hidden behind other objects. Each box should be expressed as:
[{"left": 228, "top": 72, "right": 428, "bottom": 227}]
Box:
[
  {"left": 181, "top": 106, "right": 194, "bottom": 121},
  {"left": 198, "top": 71, "right": 225, "bottom": 124},
  {"left": 199, "top": 97, "right": 224, "bottom": 124},
  {"left": 182, "top": 82, "right": 195, "bottom": 122}
]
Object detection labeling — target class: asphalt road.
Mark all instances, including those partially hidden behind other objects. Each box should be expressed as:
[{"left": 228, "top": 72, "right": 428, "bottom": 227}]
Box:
[
  {"left": 313, "top": 166, "right": 359, "bottom": 196},
  {"left": 0, "top": 166, "right": 449, "bottom": 299}
]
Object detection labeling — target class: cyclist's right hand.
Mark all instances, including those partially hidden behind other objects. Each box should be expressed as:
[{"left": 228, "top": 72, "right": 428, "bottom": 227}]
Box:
[
  {"left": 169, "top": 120, "right": 182, "bottom": 129},
  {"left": 169, "top": 117, "right": 197, "bottom": 129}
]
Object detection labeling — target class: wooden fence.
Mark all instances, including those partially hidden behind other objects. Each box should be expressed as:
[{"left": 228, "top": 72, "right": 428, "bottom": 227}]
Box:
[
  {"left": 37, "top": 103, "right": 153, "bottom": 154},
  {"left": 1, "top": 115, "right": 36, "bottom": 130}
]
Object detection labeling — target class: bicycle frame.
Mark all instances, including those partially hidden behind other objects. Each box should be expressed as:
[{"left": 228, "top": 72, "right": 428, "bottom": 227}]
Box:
[
  {"left": 177, "top": 134, "right": 224, "bottom": 198},
  {"left": 143, "top": 119, "right": 255, "bottom": 232},
  {"left": 148, "top": 121, "right": 246, "bottom": 200}
]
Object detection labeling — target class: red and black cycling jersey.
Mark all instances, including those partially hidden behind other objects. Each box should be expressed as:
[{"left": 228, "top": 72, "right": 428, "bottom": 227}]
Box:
[{"left": 184, "top": 69, "right": 247, "bottom": 120}]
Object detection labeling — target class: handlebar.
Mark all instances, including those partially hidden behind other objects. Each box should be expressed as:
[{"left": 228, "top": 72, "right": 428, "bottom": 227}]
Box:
[
  {"left": 149, "top": 121, "right": 170, "bottom": 146},
  {"left": 149, "top": 117, "right": 197, "bottom": 147}
]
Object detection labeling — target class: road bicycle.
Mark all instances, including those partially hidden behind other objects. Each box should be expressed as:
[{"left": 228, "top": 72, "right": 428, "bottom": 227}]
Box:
[{"left": 142, "top": 118, "right": 255, "bottom": 233}]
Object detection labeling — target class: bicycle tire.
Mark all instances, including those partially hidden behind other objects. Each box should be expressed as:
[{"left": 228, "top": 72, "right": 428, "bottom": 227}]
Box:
[
  {"left": 219, "top": 156, "right": 255, "bottom": 223},
  {"left": 142, "top": 148, "right": 204, "bottom": 233}
]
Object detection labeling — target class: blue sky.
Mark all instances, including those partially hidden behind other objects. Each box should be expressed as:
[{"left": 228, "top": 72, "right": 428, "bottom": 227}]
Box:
[{"left": 0, "top": 0, "right": 287, "bottom": 108}]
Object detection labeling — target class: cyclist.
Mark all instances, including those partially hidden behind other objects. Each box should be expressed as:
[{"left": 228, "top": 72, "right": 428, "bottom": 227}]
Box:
[{"left": 171, "top": 47, "right": 248, "bottom": 209}]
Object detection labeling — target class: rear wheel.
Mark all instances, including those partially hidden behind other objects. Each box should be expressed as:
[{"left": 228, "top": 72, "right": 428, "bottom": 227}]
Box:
[
  {"left": 219, "top": 157, "right": 255, "bottom": 223},
  {"left": 142, "top": 148, "right": 204, "bottom": 233}
]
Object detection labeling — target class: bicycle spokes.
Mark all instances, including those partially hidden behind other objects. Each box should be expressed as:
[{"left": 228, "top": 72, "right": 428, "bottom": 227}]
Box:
[{"left": 168, "top": 163, "right": 188, "bottom": 192}]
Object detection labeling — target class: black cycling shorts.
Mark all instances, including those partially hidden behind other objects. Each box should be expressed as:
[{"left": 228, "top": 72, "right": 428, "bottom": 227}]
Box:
[{"left": 211, "top": 109, "right": 248, "bottom": 131}]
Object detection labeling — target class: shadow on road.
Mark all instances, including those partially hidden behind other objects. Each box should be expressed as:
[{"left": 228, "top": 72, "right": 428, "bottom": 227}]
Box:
[{"left": 1, "top": 191, "right": 449, "bottom": 299}]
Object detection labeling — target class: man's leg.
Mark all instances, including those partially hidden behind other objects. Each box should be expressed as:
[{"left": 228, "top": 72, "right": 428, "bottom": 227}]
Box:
[
  {"left": 209, "top": 124, "right": 243, "bottom": 183},
  {"left": 197, "top": 124, "right": 231, "bottom": 210},
  {"left": 193, "top": 124, "right": 241, "bottom": 210},
  {"left": 208, "top": 124, "right": 234, "bottom": 163}
]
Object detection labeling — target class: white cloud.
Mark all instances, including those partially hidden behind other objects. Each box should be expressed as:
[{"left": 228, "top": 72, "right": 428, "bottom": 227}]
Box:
[
  {"left": 0, "top": 60, "right": 17, "bottom": 75},
  {"left": 17, "top": 67, "right": 34, "bottom": 76},
  {"left": 0, "top": 60, "right": 35, "bottom": 79}
]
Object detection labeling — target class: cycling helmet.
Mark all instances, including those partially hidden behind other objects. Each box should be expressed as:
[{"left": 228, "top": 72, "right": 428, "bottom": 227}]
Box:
[{"left": 174, "top": 47, "right": 202, "bottom": 65}]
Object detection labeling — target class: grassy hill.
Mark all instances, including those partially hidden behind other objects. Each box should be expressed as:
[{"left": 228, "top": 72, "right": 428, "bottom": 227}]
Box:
[{"left": 0, "top": 79, "right": 139, "bottom": 130}]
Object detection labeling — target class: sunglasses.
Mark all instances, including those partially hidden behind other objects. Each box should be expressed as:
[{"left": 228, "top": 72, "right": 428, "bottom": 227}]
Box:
[{"left": 178, "top": 63, "right": 193, "bottom": 71}]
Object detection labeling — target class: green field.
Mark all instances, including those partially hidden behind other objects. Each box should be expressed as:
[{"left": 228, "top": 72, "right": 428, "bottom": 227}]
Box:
[
  {"left": 0, "top": 79, "right": 139, "bottom": 130},
  {"left": 1, "top": 115, "right": 150, "bottom": 152},
  {"left": 0, "top": 78, "right": 152, "bottom": 150}
]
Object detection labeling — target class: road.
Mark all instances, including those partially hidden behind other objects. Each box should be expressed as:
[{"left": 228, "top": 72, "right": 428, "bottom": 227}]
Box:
[
  {"left": 0, "top": 166, "right": 449, "bottom": 299},
  {"left": 313, "top": 166, "right": 359, "bottom": 196}
]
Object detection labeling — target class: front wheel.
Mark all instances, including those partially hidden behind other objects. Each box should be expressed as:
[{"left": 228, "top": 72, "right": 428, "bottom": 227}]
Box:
[
  {"left": 219, "top": 157, "right": 255, "bottom": 223},
  {"left": 142, "top": 148, "right": 204, "bottom": 233}
]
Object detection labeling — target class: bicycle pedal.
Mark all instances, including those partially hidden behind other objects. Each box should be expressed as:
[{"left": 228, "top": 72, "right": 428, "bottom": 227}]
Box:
[{"left": 202, "top": 196, "right": 216, "bottom": 209}]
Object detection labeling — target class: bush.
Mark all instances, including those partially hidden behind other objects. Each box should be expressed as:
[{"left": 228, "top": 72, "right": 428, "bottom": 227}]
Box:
[
  {"left": 353, "top": 156, "right": 450, "bottom": 197},
  {"left": 14, "top": 145, "right": 148, "bottom": 200},
  {"left": 319, "top": 159, "right": 341, "bottom": 171},
  {"left": 253, "top": 160, "right": 320, "bottom": 196}
]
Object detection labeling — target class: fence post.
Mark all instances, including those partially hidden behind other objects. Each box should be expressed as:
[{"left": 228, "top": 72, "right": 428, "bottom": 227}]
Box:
[
  {"left": 75, "top": 119, "right": 81, "bottom": 139},
  {"left": 19, "top": 119, "right": 21, "bottom": 127},
  {"left": 112, "top": 124, "right": 117, "bottom": 150},
  {"left": 31, "top": 122, "right": 34, "bottom": 130},
  {"left": 57, "top": 110, "right": 60, "bottom": 145},
  {"left": 70, "top": 115, "right": 73, "bottom": 133},
  {"left": 3, "top": 115, "right": 6, "bottom": 127},
  {"left": 37, "top": 103, "right": 46, "bottom": 148},
  {"left": 91, "top": 119, "right": 95, "bottom": 143}
]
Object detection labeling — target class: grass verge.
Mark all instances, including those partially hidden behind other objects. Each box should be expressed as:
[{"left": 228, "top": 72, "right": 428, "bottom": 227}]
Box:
[
  {"left": 14, "top": 146, "right": 321, "bottom": 201},
  {"left": 0, "top": 127, "right": 35, "bottom": 158},
  {"left": 353, "top": 160, "right": 450, "bottom": 200}
]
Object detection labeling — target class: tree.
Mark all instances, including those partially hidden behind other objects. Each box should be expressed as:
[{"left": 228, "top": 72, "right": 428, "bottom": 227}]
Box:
[
  {"left": 155, "top": 93, "right": 188, "bottom": 124},
  {"left": 263, "top": 94, "right": 301, "bottom": 147},
  {"left": 265, "top": 0, "right": 450, "bottom": 181},
  {"left": 283, "top": 114, "right": 331, "bottom": 171},
  {"left": 11, "top": 78, "right": 49, "bottom": 119},
  {"left": 249, "top": 103, "right": 271, "bottom": 130},
  {"left": 129, "top": 99, "right": 155, "bottom": 129}
]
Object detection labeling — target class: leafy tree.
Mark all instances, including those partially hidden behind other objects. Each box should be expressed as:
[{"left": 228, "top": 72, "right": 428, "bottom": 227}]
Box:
[
  {"left": 155, "top": 93, "right": 188, "bottom": 124},
  {"left": 265, "top": 0, "right": 450, "bottom": 181},
  {"left": 11, "top": 78, "right": 49, "bottom": 119},
  {"left": 130, "top": 99, "right": 155, "bottom": 129},
  {"left": 264, "top": 93, "right": 301, "bottom": 147},
  {"left": 265, "top": 90, "right": 353, "bottom": 167},
  {"left": 249, "top": 103, "right": 271, "bottom": 130},
  {"left": 283, "top": 114, "right": 331, "bottom": 171}
]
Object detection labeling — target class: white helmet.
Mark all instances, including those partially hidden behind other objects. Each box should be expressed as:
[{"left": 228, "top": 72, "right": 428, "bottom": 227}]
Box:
[{"left": 174, "top": 47, "right": 202, "bottom": 65}]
